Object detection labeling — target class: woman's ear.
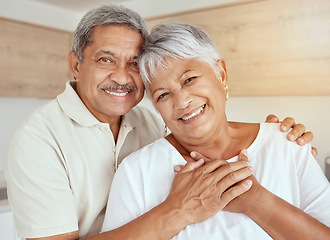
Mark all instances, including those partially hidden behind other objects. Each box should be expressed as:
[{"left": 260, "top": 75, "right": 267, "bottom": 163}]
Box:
[
  {"left": 68, "top": 51, "right": 80, "bottom": 81},
  {"left": 217, "top": 59, "right": 228, "bottom": 86}
]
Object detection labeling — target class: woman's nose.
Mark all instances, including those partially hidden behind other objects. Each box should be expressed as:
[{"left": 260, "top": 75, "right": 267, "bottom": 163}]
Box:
[{"left": 174, "top": 90, "right": 192, "bottom": 110}]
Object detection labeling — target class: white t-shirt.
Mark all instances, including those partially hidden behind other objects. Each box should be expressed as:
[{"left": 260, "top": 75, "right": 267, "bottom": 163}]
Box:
[
  {"left": 5, "top": 81, "right": 165, "bottom": 239},
  {"left": 102, "top": 123, "right": 330, "bottom": 239}
]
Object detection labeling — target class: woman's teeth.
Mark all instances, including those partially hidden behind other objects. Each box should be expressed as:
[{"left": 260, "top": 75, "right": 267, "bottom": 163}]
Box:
[
  {"left": 104, "top": 90, "right": 128, "bottom": 96},
  {"left": 181, "top": 105, "right": 205, "bottom": 121}
]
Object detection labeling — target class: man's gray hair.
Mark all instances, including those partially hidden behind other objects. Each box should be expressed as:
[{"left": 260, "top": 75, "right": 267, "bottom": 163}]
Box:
[
  {"left": 139, "top": 22, "right": 221, "bottom": 85},
  {"left": 71, "top": 4, "right": 148, "bottom": 62}
]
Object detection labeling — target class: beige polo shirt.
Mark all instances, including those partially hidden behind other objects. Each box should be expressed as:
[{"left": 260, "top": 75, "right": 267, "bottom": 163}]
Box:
[{"left": 5, "top": 81, "right": 165, "bottom": 239}]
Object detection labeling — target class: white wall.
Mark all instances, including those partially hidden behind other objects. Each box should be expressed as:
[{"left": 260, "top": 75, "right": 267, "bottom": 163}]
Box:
[
  {"left": 1, "top": 96, "right": 329, "bottom": 177},
  {"left": 226, "top": 96, "right": 330, "bottom": 175}
]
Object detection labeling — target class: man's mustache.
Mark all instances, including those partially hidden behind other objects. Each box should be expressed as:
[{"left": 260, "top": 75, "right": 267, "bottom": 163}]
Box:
[{"left": 99, "top": 85, "right": 137, "bottom": 92}]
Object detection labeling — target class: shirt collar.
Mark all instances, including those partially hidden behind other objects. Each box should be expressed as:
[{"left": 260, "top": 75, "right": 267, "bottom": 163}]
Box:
[{"left": 57, "top": 81, "right": 100, "bottom": 127}]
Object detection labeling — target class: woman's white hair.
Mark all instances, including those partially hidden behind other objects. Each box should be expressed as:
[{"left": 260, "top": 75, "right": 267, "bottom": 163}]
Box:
[{"left": 139, "top": 22, "right": 221, "bottom": 86}]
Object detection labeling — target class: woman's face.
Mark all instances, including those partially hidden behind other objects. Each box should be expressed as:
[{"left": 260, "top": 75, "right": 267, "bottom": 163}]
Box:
[{"left": 148, "top": 58, "right": 228, "bottom": 145}]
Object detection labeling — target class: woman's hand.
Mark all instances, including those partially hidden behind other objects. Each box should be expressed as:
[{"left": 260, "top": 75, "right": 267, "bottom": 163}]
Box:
[
  {"left": 166, "top": 154, "right": 253, "bottom": 226},
  {"left": 265, "top": 114, "right": 317, "bottom": 156},
  {"left": 222, "top": 150, "right": 265, "bottom": 214}
]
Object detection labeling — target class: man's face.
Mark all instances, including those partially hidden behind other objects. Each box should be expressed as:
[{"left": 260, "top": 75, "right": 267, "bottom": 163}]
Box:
[{"left": 74, "top": 25, "right": 145, "bottom": 123}]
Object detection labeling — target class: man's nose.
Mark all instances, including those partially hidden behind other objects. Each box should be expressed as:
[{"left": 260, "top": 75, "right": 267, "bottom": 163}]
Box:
[{"left": 110, "top": 66, "right": 131, "bottom": 85}]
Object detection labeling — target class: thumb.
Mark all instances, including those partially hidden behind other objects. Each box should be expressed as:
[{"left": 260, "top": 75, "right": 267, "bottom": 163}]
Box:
[
  {"left": 174, "top": 159, "right": 205, "bottom": 174},
  {"left": 238, "top": 149, "right": 248, "bottom": 162},
  {"left": 190, "top": 151, "right": 211, "bottom": 163}
]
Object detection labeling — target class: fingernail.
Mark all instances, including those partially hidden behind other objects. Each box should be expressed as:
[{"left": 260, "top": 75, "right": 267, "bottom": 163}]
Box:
[
  {"left": 174, "top": 165, "right": 181, "bottom": 172},
  {"left": 281, "top": 126, "right": 287, "bottom": 131},
  {"left": 288, "top": 134, "right": 294, "bottom": 141},
  {"left": 241, "top": 149, "right": 248, "bottom": 157},
  {"left": 298, "top": 138, "right": 304, "bottom": 144},
  {"left": 246, "top": 180, "right": 252, "bottom": 188},
  {"left": 190, "top": 152, "right": 196, "bottom": 158}
]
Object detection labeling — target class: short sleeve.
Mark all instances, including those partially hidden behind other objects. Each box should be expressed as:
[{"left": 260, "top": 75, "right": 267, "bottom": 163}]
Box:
[
  {"left": 6, "top": 127, "right": 78, "bottom": 238},
  {"left": 296, "top": 144, "right": 330, "bottom": 227}
]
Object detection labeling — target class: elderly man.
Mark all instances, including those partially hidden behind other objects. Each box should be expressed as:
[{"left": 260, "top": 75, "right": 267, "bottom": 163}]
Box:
[{"left": 6, "top": 4, "right": 314, "bottom": 240}]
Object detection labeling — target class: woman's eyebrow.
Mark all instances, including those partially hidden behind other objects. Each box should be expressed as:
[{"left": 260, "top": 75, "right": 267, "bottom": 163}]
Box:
[{"left": 152, "top": 87, "right": 165, "bottom": 96}]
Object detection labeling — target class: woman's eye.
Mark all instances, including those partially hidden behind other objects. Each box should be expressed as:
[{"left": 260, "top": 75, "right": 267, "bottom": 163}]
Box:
[
  {"left": 184, "top": 77, "right": 196, "bottom": 84},
  {"left": 157, "top": 92, "right": 169, "bottom": 101},
  {"left": 130, "top": 61, "right": 138, "bottom": 66}
]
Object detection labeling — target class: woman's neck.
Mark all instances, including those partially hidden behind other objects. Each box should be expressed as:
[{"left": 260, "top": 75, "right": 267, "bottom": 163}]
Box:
[{"left": 166, "top": 122, "right": 260, "bottom": 161}]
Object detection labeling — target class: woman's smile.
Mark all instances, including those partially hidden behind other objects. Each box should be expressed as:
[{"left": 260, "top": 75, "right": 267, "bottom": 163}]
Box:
[{"left": 179, "top": 104, "right": 206, "bottom": 123}]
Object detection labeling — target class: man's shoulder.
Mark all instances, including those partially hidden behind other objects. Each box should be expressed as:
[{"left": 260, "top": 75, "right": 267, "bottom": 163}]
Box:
[
  {"left": 130, "top": 105, "right": 161, "bottom": 120},
  {"left": 121, "top": 138, "right": 172, "bottom": 166},
  {"left": 129, "top": 105, "right": 164, "bottom": 130},
  {"left": 13, "top": 98, "right": 67, "bottom": 137}
]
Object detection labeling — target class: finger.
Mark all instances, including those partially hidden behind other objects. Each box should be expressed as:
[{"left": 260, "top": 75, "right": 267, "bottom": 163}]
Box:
[
  {"left": 296, "top": 131, "right": 314, "bottom": 145},
  {"left": 178, "top": 159, "right": 205, "bottom": 174},
  {"left": 280, "top": 117, "right": 296, "bottom": 132},
  {"left": 311, "top": 147, "right": 318, "bottom": 157},
  {"left": 221, "top": 180, "right": 252, "bottom": 205},
  {"left": 201, "top": 158, "right": 229, "bottom": 173},
  {"left": 287, "top": 123, "right": 306, "bottom": 142},
  {"left": 174, "top": 165, "right": 184, "bottom": 173},
  {"left": 265, "top": 114, "right": 279, "bottom": 123},
  {"left": 210, "top": 160, "right": 253, "bottom": 186},
  {"left": 237, "top": 149, "right": 248, "bottom": 162},
  {"left": 190, "top": 151, "right": 212, "bottom": 163}
]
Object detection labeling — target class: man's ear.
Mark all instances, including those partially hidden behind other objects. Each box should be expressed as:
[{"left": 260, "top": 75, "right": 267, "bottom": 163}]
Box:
[
  {"left": 68, "top": 51, "right": 80, "bottom": 81},
  {"left": 217, "top": 59, "right": 228, "bottom": 86}
]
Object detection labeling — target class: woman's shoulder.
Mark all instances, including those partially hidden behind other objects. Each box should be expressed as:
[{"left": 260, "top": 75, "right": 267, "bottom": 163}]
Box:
[
  {"left": 118, "top": 137, "right": 183, "bottom": 172},
  {"left": 254, "top": 122, "right": 311, "bottom": 156}
]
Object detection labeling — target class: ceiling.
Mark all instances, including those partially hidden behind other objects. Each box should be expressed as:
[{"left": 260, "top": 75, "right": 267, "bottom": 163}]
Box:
[
  {"left": 0, "top": 0, "right": 242, "bottom": 31},
  {"left": 29, "top": 0, "right": 240, "bottom": 18}
]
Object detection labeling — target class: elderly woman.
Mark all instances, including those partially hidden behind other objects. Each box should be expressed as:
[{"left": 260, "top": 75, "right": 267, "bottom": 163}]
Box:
[{"left": 101, "top": 22, "right": 330, "bottom": 239}]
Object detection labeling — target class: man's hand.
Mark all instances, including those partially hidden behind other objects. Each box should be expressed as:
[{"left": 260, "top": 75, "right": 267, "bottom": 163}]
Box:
[
  {"left": 166, "top": 155, "right": 253, "bottom": 226},
  {"left": 266, "top": 114, "right": 317, "bottom": 157}
]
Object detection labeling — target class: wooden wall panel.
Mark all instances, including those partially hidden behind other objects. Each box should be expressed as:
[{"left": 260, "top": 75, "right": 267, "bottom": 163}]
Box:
[
  {"left": 146, "top": 0, "right": 330, "bottom": 96},
  {"left": 0, "top": 18, "right": 72, "bottom": 98}
]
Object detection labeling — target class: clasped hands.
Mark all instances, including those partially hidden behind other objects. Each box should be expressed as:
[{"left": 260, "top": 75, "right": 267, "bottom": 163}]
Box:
[{"left": 165, "top": 116, "right": 315, "bottom": 226}]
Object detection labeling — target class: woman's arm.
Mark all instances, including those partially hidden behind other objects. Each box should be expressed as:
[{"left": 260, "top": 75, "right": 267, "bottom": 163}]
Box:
[
  {"left": 225, "top": 151, "right": 330, "bottom": 240},
  {"left": 242, "top": 182, "right": 330, "bottom": 240}
]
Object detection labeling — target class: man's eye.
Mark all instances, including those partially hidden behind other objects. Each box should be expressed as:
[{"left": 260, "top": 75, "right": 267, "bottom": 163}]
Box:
[
  {"left": 99, "top": 57, "right": 112, "bottom": 63},
  {"left": 157, "top": 92, "right": 169, "bottom": 102},
  {"left": 130, "top": 61, "right": 138, "bottom": 66}
]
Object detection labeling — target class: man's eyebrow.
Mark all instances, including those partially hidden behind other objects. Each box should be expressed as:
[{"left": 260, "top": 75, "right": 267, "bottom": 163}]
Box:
[{"left": 94, "top": 50, "right": 115, "bottom": 58}]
